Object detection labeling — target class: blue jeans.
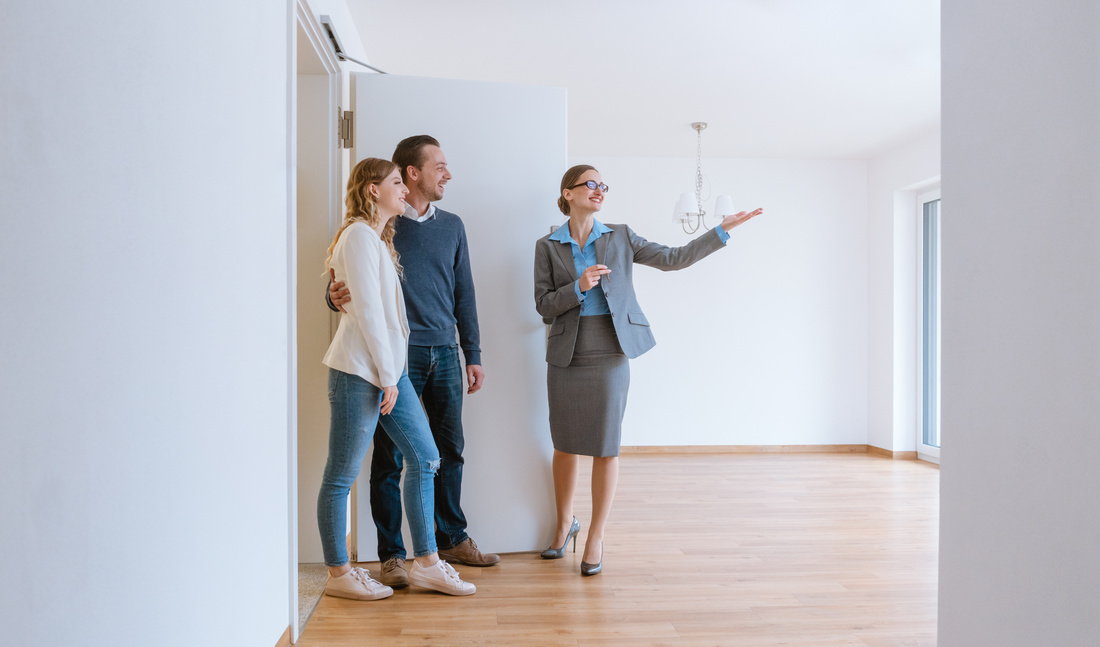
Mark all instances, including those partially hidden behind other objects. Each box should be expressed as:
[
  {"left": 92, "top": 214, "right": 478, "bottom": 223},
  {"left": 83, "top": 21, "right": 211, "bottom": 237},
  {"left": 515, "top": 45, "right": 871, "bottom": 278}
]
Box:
[
  {"left": 370, "top": 344, "right": 468, "bottom": 559},
  {"left": 317, "top": 369, "right": 441, "bottom": 566}
]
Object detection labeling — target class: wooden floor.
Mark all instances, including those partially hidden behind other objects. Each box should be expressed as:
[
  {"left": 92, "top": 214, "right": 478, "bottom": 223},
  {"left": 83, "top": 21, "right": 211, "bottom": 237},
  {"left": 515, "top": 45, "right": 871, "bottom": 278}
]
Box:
[{"left": 295, "top": 453, "right": 939, "bottom": 646}]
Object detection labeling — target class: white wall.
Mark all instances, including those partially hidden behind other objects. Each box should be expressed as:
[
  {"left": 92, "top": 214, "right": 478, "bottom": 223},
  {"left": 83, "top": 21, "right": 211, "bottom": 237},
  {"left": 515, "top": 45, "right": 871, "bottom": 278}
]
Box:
[
  {"left": 939, "top": 1, "right": 1100, "bottom": 644},
  {"left": 569, "top": 156, "right": 869, "bottom": 446},
  {"left": 0, "top": 2, "right": 292, "bottom": 646},
  {"left": 866, "top": 132, "right": 941, "bottom": 452}
]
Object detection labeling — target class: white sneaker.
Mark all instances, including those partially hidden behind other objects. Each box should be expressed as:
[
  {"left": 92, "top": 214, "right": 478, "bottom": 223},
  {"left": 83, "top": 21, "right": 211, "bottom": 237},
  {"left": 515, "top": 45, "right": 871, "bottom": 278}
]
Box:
[
  {"left": 408, "top": 559, "right": 476, "bottom": 596},
  {"left": 324, "top": 567, "right": 394, "bottom": 601}
]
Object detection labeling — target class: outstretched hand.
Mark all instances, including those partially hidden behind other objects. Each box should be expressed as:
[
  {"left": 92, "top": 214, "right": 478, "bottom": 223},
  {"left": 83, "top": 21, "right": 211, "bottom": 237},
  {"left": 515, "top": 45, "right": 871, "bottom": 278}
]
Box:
[
  {"left": 329, "top": 268, "right": 351, "bottom": 313},
  {"left": 719, "top": 208, "right": 764, "bottom": 232}
]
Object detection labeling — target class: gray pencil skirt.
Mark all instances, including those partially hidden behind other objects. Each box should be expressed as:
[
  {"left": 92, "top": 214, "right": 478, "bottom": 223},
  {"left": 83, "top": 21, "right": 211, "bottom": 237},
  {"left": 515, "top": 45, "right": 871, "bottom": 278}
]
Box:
[{"left": 547, "top": 314, "right": 630, "bottom": 457}]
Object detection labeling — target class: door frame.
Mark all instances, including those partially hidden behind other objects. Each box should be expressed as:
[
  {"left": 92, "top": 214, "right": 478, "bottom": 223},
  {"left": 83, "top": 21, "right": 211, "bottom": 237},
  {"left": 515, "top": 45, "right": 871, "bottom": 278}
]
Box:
[{"left": 289, "top": 0, "right": 342, "bottom": 641}]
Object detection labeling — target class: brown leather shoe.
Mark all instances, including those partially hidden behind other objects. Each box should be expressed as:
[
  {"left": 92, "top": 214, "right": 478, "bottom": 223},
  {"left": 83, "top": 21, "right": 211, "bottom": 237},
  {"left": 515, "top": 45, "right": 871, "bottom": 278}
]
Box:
[
  {"left": 379, "top": 557, "right": 409, "bottom": 588},
  {"left": 437, "top": 538, "right": 500, "bottom": 566}
]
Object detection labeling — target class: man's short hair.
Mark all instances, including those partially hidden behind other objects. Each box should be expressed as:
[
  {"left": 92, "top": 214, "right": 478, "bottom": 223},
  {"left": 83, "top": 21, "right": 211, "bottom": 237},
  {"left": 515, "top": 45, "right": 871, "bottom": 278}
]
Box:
[{"left": 392, "top": 135, "right": 441, "bottom": 183}]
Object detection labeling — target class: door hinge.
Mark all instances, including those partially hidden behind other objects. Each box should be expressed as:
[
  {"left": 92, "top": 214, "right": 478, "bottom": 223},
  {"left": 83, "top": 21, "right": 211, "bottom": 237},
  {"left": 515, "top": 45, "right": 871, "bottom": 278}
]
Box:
[{"left": 339, "top": 109, "right": 354, "bottom": 149}]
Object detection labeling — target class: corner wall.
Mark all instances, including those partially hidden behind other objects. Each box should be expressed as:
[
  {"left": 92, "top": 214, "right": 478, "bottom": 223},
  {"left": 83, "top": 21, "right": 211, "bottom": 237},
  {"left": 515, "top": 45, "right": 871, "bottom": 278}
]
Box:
[
  {"left": 0, "top": 2, "right": 293, "bottom": 645},
  {"left": 866, "top": 131, "right": 941, "bottom": 453},
  {"left": 939, "top": 1, "right": 1100, "bottom": 643}
]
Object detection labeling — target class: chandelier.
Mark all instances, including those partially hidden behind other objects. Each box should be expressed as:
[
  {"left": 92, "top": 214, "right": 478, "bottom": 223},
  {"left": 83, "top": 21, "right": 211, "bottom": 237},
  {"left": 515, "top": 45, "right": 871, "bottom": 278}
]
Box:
[{"left": 673, "top": 122, "right": 736, "bottom": 234}]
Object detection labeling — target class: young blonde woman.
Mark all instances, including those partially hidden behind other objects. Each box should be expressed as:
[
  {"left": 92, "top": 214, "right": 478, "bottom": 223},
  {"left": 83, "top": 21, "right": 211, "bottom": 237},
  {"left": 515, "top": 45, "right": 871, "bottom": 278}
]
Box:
[
  {"left": 534, "top": 164, "right": 762, "bottom": 575},
  {"left": 317, "top": 157, "right": 475, "bottom": 599}
]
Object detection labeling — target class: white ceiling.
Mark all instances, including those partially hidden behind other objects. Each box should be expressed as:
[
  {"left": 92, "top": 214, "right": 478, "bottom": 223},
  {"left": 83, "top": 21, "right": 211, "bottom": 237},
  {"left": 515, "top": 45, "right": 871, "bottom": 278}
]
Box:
[{"left": 345, "top": 0, "right": 939, "bottom": 160}]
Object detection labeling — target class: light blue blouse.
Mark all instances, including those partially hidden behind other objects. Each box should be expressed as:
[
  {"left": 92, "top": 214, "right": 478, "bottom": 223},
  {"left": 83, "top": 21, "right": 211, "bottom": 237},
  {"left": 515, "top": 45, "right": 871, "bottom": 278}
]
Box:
[{"left": 549, "top": 220, "right": 613, "bottom": 316}]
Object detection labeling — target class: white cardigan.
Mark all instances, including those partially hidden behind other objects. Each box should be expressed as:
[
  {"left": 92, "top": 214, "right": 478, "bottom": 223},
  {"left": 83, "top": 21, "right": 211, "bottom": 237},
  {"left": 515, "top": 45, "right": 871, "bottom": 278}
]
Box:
[{"left": 322, "top": 222, "right": 410, "bottom": 388}]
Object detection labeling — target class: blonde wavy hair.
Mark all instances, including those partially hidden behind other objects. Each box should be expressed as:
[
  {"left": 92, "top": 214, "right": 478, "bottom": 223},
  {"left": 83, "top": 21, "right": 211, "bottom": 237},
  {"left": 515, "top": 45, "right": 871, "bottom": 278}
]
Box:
[{"left": 325, "top": 157, "right": 403, "bottom": 276}]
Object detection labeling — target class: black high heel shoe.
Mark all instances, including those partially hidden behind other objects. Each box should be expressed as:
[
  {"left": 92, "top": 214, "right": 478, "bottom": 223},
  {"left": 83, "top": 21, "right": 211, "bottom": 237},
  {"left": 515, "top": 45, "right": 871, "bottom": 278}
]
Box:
[
  {"left": 540, "top": 517, "right": 580, "bottom": 559},
  {"left": 580, "top": 541, "right": 603, "bottom": 576}
]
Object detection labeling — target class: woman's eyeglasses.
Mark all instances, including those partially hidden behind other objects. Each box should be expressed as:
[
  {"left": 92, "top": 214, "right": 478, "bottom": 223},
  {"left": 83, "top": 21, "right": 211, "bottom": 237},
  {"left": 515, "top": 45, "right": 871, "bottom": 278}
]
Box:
[{"left": 569, "top": 180, "right": 609, "bottom": 193}]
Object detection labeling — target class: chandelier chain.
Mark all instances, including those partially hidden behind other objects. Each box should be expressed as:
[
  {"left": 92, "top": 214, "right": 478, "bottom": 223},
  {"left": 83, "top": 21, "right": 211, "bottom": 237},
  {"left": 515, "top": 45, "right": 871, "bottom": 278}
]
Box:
[{"left": 695, "top": 126, "right": 705, "bottom": 217}]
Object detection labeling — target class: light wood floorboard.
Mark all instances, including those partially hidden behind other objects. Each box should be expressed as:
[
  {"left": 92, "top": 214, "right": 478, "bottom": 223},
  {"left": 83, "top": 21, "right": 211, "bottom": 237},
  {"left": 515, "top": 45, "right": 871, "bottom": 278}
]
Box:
[{"left": 295, "top": 453, "right": 938, "bottom": 646}]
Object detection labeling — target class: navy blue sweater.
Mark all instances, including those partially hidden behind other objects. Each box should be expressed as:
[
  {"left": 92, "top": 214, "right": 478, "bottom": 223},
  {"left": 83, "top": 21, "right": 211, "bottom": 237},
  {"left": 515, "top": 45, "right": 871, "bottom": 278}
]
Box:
[{"left": 394, "top": 209, "right": 482, "bottom": 366}]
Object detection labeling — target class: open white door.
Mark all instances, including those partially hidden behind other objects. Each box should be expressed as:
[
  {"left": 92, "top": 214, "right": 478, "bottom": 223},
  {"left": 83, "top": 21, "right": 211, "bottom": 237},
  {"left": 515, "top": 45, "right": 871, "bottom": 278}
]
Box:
[{"left": 351, "top": 74, "right": 567, "bottom": 559}]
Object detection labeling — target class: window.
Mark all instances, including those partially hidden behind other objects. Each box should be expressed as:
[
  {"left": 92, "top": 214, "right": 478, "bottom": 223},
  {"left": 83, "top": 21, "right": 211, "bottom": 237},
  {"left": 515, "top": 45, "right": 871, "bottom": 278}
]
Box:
[{"left": 917, "top": 189, "right": 941, "bottom": 462}]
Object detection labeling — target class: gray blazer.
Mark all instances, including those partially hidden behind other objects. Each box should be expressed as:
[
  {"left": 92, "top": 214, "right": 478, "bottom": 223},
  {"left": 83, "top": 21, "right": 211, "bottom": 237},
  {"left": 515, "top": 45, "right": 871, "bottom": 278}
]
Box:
[{"left": 534, "top": 224, "right": 727, "bottom": 367}]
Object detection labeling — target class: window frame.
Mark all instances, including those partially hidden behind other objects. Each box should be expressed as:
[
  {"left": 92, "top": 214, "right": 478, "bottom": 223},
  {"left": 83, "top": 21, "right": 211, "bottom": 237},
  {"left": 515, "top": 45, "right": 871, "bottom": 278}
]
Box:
[{"left": 916, "top": 188, "right": 942, "bottom": 463}]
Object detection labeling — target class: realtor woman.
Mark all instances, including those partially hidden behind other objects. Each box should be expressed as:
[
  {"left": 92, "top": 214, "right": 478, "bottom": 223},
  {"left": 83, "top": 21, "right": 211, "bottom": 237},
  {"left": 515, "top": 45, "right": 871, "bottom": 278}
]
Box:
[{"left": 533, "top": 164, "right": 762, "bottom": 575}]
